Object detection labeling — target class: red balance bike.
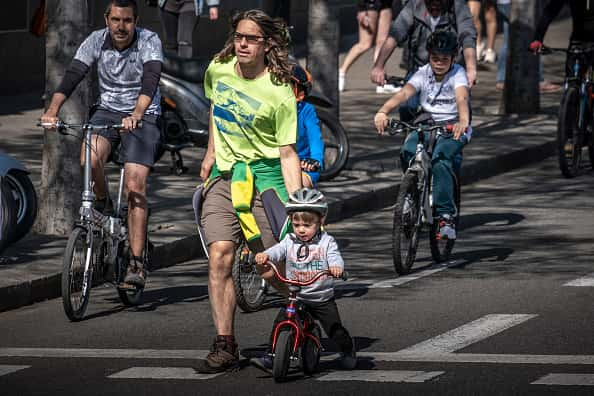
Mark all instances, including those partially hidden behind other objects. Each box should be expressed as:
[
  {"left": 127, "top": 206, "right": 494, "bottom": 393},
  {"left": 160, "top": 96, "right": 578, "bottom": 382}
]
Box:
[{"left": 266, "top": 262, "right": 346, "bottom": 382}]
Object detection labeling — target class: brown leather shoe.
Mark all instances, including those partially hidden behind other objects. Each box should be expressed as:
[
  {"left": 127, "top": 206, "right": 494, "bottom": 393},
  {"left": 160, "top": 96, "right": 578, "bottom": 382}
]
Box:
[
  {"left": 123, "top": 256, "right": 146, "bottom": 288},
  {"left": 198, "top": 336, "right": 239, "bottom": 373}
]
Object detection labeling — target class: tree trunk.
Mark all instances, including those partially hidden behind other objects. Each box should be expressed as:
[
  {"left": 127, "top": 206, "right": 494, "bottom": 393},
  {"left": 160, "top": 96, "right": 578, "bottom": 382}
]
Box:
[
  {"left": 306, "top": 0, "right": 340, "bottom": 118},
  {"left": 504, "top": 0, "right": 539, "bottom": 114},
  {"left": 36, "top": 0, "right": 91, "bottom": 235}
]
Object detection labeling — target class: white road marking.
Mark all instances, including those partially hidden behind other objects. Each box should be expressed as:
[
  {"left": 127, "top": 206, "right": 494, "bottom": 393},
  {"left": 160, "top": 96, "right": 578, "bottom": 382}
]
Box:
[
  {"left": 531, "top": 373, "right": 594, "bottom": 386},
  {"left": 395, "top": 314, "right": 537, "bottom": 356},
  {"left": 108, "top": 367, "right": 220, "bottom": 380},
  {"left": 337, "top": 260, "right": 467, "bottom": 290},
  {"left": 564, "top": 273, "right": 594, "bottom": 287},
  {"left": 0, "top": 365, "right": 30, "bottom": 376},
  {"left": 3, "top": 348, "right": 594, "bottom": 367},
  {"left": 317, "top": 370, "right": 444, "bottom": 383}
]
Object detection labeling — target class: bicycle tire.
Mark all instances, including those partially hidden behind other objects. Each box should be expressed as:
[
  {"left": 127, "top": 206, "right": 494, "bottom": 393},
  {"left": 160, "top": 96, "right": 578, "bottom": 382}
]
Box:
[
  {"left": 272, "top": 328, "right": 294, "bottom": 382},
  {"left": 232, "top": 240, "right": 267, "bottom": 313},
  {"left": 317, "top": 109, "right": 350, "bottom": 181},
  {"left": 429, "top": 173, "right": 461, "bottom": 263},
  {"left": 392, "top": 172, "right": 422, "bottom": 275},
  {"left": 0, "top": 178, "right": 17, "bottom": 254},
  {"left": 4, "top": 170, "right": 37, "bottom": 243},
  {"left": 557, "top": 85, "right": 582, "bottom": 178},
  {"left": 62, "top": 227, "right": 93, "bottom": 321},
  {"left": 302, "top": 324, "right": 321, "bottom": 375}
]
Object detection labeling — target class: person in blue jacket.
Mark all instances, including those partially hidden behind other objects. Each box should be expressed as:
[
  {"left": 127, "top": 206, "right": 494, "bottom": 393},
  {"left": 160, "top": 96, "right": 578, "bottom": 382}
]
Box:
[{"left": 290, "top": 64, "right": 325, "bottom": 187}]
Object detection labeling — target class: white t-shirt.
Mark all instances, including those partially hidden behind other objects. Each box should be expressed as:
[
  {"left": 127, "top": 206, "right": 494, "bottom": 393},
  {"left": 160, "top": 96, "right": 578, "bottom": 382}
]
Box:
[{"left": 406, "top": 63, "right": 469, "bottom": 123}]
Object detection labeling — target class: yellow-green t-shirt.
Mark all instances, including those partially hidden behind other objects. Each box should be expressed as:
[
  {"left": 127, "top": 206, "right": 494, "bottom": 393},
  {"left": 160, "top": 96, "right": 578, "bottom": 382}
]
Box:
[{"left": 204, "top": 57, "right": 298, "bottom": 172}]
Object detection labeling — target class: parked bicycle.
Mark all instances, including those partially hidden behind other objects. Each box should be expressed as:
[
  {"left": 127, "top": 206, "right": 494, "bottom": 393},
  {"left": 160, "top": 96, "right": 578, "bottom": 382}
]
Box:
[
  {"left": 38, "top": 121, "right": 151, "bottom": 321},
  {"left": 541, "top": 44, "right": 594, "bottom": 177},
  {"left": 387, "top": 119, "right": 464, "bottom": 275},
  {"left": 264, "top": 261, "right": 346, "bottom": 382}
]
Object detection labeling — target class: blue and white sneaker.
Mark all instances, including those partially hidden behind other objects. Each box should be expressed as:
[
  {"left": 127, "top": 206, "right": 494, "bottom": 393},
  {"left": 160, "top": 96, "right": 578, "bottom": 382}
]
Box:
[{"left": 438, "top": 214, "right": 456, "bottom": 240}]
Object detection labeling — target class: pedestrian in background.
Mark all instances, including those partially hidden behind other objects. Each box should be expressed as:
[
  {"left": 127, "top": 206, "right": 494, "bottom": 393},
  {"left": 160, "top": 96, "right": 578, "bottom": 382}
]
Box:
[
  {"left": 468, "top": 0, "right": 497, "bottom": 63},
  {"left": 339, "top": 0, "right": 397, "bottom": 93},
  {"left": 158, "top": 0, "right": 220, "bottom": 58},
  {"left": 495, "top": 0, "right": 560, "bottom": 93}
]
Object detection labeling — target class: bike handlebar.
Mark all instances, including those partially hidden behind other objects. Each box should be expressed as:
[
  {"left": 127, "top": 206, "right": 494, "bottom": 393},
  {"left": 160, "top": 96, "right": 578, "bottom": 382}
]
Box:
[
  {"left": 385, "top": 75, "right": 407, "bottom": 87},
  {"left": 266, "top": 261, "right": 347, "bottom": 286},
  {"left": 37, "top": 120, "right": 143, "bottom": 132},
  {"left": 386, "top": 119, "right": 455, "bottom": 136},
  {"left": 537, "top": 44, "right": 594, "bottom": 56}
]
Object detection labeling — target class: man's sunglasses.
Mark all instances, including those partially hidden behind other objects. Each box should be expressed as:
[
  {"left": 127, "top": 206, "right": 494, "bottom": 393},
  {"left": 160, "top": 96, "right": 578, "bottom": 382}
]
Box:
[{"left": 233, "top": 32, "right": 266, "bottom": 44}]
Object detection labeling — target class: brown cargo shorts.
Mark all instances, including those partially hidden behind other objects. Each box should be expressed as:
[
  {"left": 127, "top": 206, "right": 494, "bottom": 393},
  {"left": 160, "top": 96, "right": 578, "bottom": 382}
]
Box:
[{"left": 200, "top": 177, "right": 277, "bottom": 252}]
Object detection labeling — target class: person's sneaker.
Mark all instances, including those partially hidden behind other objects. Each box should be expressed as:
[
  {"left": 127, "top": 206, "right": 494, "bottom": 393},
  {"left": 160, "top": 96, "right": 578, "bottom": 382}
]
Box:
[
  {"left": 339, "top": 71, "right": 345, "bottom": 92},
  {"left": 377, "top": 84, "right": 402, "bottom": 94},
  {"left": 123, "top": 255, "right": 147, "bottom": 288},
  {"left": 199, "top": 336, "right": 240, "bottom": 373},
  {"left": 250, "top": 350, "right": 273, "bottom": 374},
  {"left": 339, "top": 338, "right": 357, "bottom": 370},
  {"left": 483, "top": 48, "right": 496, "bottom": 63},
  {"left": 438, "top": 214, "right": 456, "bottom": 240},
  {"left": 476, "top": 42, "right": 485, "bottom": 61}
]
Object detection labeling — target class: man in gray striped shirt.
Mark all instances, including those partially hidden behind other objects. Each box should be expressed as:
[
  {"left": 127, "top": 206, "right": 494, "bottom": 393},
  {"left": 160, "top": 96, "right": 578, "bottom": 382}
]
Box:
[{"left": 41, "top": 0, "right": 163, "bottom": 288}]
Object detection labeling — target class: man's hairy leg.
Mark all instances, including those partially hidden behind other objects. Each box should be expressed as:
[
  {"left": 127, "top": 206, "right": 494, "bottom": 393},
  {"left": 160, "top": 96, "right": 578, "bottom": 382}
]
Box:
[
  {"left": 208, "top": 240, "right": 237, "bottom": 335},
  {"left": 81, "top": 135, "right": 111, "bottom": 199},
  {"left": 125, "top": 163, "right": 150, "bottom": 257}
]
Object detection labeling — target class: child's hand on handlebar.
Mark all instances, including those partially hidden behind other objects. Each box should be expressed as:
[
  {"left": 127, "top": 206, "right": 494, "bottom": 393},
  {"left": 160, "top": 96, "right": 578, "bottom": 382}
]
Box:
[
  {"left": 254, "top": 253, "right": 270, "bottom": 269},
  {"left": 374, "top": 112, "right": 389, "bottom": 135},
  {"left": 328, "top": 266, "right": 343, "bottom": 278}
]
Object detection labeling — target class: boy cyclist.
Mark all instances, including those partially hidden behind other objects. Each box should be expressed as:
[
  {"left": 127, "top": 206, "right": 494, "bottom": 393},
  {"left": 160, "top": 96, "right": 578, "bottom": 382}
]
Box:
[
  {"left": 290, "top": 64, "right": 325, "bottom": 187},
  {"left": 251, "top": 188, "right": 357, "bottom": 372},
  {"left": 374, "top": 30, "right": 471, "bottom": 240}
]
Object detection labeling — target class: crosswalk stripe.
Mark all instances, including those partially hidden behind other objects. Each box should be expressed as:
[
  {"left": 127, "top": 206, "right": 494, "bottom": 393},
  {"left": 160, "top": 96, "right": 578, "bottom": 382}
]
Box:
[
  {"left": 531, "top": 373, "right": 594, "bottom": 386},
  {"left": 0, "top": 365, "right": 30, "bottom": 376},
  {"left": 564, "top": 273, "right": 594, "bottom": 287},
  {"left": 394, "top": 314, "right": 537, "bottom": 356},
  {"left": 337, "top": 260, "right": 467, "bottom": 290},
  {"left": 317, "top": 370, "right": 444, "bottom": 383},
  {"left": 108, "top": 367, "right": 221, "bottom": 380}
]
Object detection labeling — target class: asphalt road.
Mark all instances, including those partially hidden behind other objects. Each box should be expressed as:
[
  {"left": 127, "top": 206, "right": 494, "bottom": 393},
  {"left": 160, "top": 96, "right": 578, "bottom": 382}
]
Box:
[{"left": 1, "top": 156, "right": 594, "bottom": 396}]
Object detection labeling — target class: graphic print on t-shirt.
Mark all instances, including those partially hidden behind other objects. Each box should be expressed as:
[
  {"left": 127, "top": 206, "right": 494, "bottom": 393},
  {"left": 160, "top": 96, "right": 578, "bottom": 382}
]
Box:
[{"left": 212, "top": 81, "right": 261, "bottom": 138}]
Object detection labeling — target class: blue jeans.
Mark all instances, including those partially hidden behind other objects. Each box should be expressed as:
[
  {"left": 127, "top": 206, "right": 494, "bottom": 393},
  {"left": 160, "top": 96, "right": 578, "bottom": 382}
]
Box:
[
  {"left": 399, "top": 71, "right": 421, "bottom": 122},
  {"left": 401, "top": 132, "right": 465, "bottom": 216},
  {"left": 496, "top": 3, "right": 544, "bottom": 83}
]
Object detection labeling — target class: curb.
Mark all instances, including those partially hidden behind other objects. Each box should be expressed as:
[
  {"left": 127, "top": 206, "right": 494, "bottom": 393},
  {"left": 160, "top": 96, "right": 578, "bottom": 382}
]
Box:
[{"left": 0, "top": 140, "right": 556, "bottom": 313}]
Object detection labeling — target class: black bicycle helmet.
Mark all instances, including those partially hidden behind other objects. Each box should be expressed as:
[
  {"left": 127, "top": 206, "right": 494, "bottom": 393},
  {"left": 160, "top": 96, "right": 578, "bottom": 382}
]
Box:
[
  {"left": 426, "top": 29, "right": 459, "bottom": 56},
  {"left": 285, "top": 188, "right": 328, "bottom": 217},
  {"left": 290, "top": 63, "right": 313, "bottom": 100}
]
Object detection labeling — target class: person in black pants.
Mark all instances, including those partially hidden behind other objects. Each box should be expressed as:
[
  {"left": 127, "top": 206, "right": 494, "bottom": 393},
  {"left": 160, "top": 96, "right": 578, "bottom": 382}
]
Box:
[{"left": 158, "top": 0, "right": 220, "bottom": 58}]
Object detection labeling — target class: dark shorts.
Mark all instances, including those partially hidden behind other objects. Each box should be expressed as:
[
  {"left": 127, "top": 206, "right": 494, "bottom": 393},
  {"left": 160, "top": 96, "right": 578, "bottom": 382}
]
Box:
[
  {"left": 357, "top": 0, "right": 393, "bottom": 11},
  {"left": 90, "top": 108, "right": 161, "bottom": 168}
]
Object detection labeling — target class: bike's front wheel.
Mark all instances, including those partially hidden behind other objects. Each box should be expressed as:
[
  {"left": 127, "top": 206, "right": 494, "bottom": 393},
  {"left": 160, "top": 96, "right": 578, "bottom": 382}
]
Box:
[
  {"left": 62, "top": 226, "right": 94, "bottom": 321},
  {"left": 557, "top": 86, "right": 582, "bottom": 178},
  {"left": 272, "top": 328, "right": 294, "bottom": 382},
  {"left": 232, "top": 241, "right": 267, "bottom": 313},
  {"left": 429, "top": 173, "right": 461, "bottom": 263},
  {"left": 392, "top": 172, "right": 422, "bottom": 275}
]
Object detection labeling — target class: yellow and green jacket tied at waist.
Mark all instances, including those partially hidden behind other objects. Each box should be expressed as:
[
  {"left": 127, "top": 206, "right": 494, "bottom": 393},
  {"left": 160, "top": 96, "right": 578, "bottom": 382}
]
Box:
[{"left": 206, "top": 158, "right": 291, "bottom": 242}]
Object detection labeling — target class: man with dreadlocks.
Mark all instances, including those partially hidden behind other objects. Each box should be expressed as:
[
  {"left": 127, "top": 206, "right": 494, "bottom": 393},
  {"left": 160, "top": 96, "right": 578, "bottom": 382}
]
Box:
[{"left": 197, "top": 9, "right": 301, "bottom": 373}]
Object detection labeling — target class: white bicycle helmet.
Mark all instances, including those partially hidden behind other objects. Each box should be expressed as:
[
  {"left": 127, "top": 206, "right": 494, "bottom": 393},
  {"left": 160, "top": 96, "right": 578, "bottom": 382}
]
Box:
[{"left": 285, "top": 188, "right": 328, "bottom": 217}]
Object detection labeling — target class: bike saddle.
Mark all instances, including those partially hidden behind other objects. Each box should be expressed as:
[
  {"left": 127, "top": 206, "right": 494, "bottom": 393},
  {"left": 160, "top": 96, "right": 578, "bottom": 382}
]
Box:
[{"left": 162, "top": 54, "right": 210, "bottom": 83}]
